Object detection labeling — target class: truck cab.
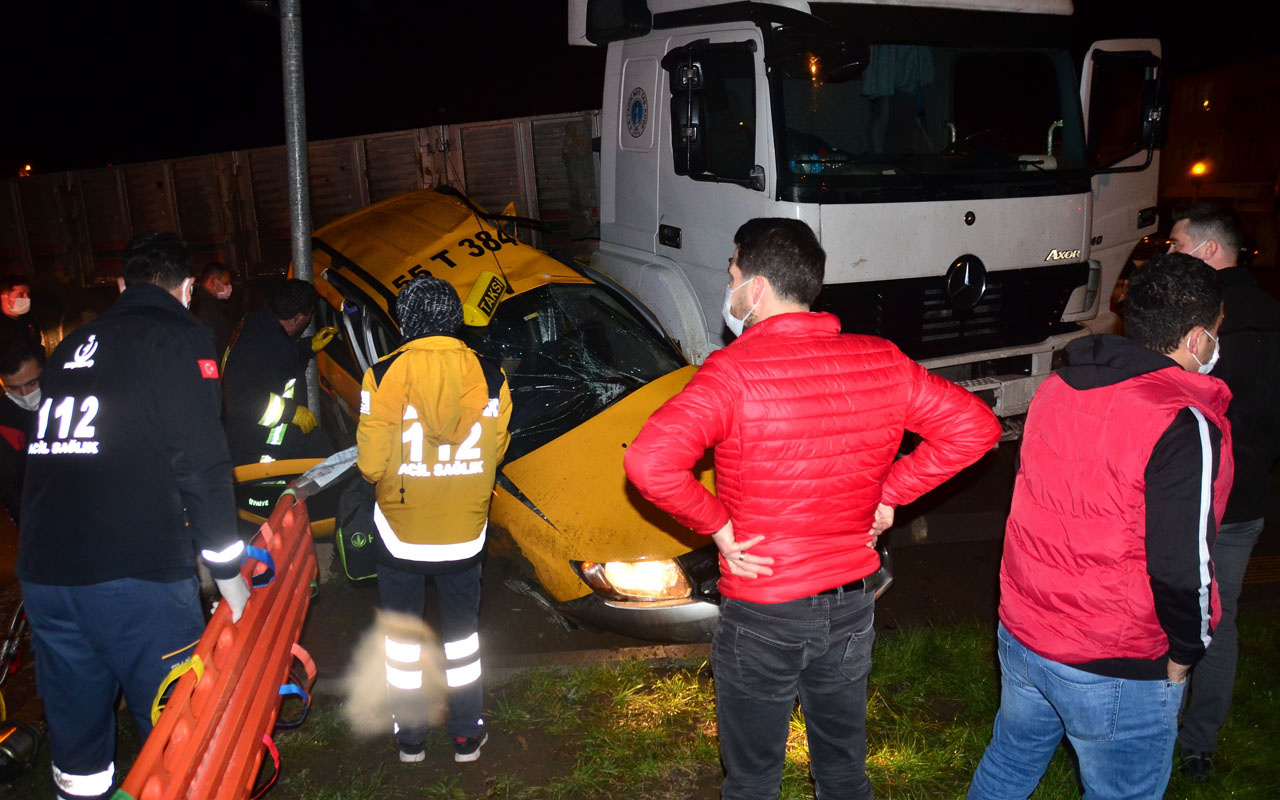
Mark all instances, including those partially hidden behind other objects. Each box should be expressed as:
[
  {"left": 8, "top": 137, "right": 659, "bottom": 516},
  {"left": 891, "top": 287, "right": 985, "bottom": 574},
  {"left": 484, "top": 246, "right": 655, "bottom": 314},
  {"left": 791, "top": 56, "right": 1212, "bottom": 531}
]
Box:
[{"left": 573, "top": 0, "right": 1163, "bottom": 423}]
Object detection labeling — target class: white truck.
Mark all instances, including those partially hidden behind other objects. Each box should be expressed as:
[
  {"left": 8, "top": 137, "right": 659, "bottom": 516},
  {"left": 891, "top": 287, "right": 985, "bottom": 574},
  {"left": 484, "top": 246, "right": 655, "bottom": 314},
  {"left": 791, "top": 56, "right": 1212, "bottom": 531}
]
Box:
[{"left": 570, "top": 0, "right": 1163, "bottom": 426}]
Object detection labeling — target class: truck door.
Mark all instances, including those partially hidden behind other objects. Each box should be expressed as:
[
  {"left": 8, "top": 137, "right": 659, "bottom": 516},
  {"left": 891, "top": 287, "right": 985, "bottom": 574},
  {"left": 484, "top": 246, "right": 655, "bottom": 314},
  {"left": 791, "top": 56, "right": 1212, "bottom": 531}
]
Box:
[
  {"left": 1080, "top": 39, "right": 1163, "bottom": 334},
  {"left": 658, "top": 28, "right": 771, "bottom": 352}
]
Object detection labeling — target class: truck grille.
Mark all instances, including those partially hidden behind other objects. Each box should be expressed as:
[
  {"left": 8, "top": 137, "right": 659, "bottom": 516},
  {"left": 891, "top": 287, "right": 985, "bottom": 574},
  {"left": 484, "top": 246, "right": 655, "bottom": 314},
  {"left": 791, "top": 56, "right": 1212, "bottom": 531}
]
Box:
[{"left": 813, "top": 262, "right": 1089, "bottom": 361}]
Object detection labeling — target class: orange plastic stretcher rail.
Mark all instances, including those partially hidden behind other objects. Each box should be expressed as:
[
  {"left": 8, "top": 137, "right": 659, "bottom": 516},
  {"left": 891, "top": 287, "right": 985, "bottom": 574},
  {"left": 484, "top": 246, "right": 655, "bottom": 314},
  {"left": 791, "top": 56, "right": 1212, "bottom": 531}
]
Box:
[{"left": 117, "top": 490, "right": 318, "bottom": 800}]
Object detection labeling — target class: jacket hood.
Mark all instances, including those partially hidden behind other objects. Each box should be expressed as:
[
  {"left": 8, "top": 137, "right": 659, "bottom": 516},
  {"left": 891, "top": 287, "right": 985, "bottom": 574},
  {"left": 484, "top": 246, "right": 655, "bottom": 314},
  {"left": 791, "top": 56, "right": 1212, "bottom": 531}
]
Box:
[{"left": 1059, "top": 334, "right": 1181, "bottom": 391}]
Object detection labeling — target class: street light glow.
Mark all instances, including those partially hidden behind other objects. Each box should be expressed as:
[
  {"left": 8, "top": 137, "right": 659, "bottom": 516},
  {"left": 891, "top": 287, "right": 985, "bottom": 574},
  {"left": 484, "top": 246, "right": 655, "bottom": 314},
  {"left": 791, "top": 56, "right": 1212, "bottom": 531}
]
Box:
[{"left": 1190, "top": 161, "right": 1208, "bottom": 177}]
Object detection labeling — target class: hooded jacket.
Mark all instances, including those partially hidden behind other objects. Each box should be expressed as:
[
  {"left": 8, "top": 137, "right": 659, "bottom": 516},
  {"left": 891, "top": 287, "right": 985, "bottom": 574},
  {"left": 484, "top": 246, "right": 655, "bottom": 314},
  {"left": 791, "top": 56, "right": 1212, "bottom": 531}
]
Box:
[
  {"left": 1000, "top": 334, "right": 1233, "bottom": 679},
  {"left": 356, "top": 336, "right": 511, "bottom": 569},
  {"left": 625, "top": 312, "right": 1000, "bottom": 603}
]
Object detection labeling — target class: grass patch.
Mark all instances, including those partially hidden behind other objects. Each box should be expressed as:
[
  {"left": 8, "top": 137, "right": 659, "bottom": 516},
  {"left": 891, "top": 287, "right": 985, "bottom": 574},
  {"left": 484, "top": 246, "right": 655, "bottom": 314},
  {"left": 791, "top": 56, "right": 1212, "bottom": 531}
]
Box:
[{"left": 5, "top": 612, "right": 1276, "bottom": 799}]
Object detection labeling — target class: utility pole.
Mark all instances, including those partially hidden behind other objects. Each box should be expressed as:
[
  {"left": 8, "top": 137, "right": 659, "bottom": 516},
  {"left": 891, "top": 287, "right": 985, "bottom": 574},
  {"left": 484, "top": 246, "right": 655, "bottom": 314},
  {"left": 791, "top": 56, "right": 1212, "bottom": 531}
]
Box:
[{"left": 278, "top": 0, "right": 320, "bottom": 417}]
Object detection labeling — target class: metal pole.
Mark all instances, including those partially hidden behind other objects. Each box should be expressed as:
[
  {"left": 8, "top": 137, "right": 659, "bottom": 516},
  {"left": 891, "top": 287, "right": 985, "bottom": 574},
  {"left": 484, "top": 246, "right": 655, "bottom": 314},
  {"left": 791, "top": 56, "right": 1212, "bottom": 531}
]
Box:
[{"left": 279, "top": 0, "right": 321, "bottom": 417}]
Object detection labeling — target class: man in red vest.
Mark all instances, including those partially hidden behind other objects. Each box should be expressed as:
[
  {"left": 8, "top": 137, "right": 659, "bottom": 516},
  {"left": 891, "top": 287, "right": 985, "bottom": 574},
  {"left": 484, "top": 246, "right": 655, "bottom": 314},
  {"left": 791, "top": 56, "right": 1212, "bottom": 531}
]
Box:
[
  {"left": 967, "top": 252, "right": 1233, "bottom": 799},
  {"left": 625, "top": 218, "right": 999, "bottom": 800}
]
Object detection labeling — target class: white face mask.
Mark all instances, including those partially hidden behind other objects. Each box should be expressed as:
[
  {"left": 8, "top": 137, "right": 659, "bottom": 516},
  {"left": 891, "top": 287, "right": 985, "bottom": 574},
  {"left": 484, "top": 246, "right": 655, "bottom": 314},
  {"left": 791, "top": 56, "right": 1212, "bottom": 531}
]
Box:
[
  {"left": 215, "top": 285, "right": 233, "bottom": 301},
  {"left": 1191, "top": 330, "right": 1221, "bottom": 374},
  {"left": 5, "top": 296, "right": 30, "bottom": 317},
  {"left": 721, "top": 278, "right": 759, "bottom": 338},
  {"left": 6, "top": 387, "right": 41, "bottom": 412}
]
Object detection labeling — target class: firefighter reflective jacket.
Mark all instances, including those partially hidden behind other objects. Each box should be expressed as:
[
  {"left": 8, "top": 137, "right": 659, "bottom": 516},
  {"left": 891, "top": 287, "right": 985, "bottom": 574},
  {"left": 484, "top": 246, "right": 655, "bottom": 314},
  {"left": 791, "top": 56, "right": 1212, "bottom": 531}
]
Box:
[
  {"left": 222, "top": 307, "right": 310, "bottom": 465},
  {"left": 356, "top": 336, "right": 511, "bottom": 566},
  {"left": 18, "top": 283, "right": 242, "bottom": 585}
]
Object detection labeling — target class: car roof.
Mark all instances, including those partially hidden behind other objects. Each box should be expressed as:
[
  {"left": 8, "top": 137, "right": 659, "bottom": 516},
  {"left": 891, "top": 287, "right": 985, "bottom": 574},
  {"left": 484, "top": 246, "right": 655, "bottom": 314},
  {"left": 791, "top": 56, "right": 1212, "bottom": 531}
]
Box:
[{"left": 311, "top": 187, "right": 591, "bottom": 318}]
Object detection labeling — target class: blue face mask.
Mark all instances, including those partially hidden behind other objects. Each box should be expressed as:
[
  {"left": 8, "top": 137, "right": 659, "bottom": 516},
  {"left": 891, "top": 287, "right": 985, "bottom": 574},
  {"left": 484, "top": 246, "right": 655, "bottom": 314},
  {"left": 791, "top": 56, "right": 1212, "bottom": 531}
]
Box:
[{"left": 721, "top": 278, "right": 759, "bottom": 338}]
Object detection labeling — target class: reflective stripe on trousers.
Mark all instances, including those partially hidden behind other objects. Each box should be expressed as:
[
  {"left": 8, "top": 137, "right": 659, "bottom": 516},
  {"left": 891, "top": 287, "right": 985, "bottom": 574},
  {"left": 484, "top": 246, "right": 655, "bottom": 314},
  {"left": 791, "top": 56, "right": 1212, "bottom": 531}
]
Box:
[
  {"left": 53, "top": 763, "right": 115, "bottom": 799},
  {"left": 445, "top": 631, "right": 482, "bottom": 688},
  {"left": 385, "top": 635, "right": 423, "bottom": 691}
]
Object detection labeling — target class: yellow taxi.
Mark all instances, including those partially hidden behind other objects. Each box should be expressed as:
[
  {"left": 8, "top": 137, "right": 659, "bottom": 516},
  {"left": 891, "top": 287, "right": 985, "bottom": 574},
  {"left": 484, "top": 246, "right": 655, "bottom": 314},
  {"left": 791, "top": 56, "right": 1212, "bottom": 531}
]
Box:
[{"left": 308, "top": 187, "right": 719, "bottom": 641}]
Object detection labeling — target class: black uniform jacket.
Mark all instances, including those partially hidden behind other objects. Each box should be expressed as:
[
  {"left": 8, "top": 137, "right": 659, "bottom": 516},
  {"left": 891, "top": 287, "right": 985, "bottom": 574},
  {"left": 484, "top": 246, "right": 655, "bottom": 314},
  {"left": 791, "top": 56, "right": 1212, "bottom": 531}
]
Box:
[
  {"left": 1215, "top": 267, "right": 1280, "bottom": 523},
  {"left": 221, "top": 307, "right": 310, "bottom": 466},
  {"left": 18, "top": 284, "right": 241, "bottom": 585},
  {"left": 0, "top": 397, "right": 35, "bottom": 525}
]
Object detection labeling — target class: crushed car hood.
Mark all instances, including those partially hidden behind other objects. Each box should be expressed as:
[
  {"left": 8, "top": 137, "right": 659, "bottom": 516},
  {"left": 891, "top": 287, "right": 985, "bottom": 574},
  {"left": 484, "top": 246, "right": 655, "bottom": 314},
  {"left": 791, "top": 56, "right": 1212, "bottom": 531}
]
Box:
[{"left": 500, "top": 366, "right": 712, "bottom": 562}]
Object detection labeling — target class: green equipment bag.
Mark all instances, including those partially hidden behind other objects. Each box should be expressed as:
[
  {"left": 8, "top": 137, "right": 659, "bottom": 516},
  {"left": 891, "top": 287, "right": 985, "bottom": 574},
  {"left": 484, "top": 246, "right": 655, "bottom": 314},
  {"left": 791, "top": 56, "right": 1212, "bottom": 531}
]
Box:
[{"left": 334, "top": 475, "right": 379, "bottom": 581}]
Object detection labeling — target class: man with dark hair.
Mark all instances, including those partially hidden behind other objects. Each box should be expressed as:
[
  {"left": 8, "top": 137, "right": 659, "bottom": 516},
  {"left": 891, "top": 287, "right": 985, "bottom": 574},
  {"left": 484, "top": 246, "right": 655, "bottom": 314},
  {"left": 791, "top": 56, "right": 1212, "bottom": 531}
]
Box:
[
  {"left": 967, "top": 252, "right": 1232, "bottom": 800},
  {"left": 0, "top": 336, "right": 44, "bottom": 524},
  {"left": 221, "top": 278, "right": 334, "bottom": 466},
  {"left": 0, "top": 274, "right": 41, "bottom": 351},
  {"left": 18, "top": 231, "right": 247, "bottom": 800},
  {"left": 357, "top": 274, "right": 511, "bottom": 765},
  {"left": 626, "top": 218, "right": 1000, "bottom": 800},
  {"left": 191, "top": 261, "right": 235, "bottom": 358},
  {"left": 1167, "top": 201, "right": 1280, "bottom": 782}
]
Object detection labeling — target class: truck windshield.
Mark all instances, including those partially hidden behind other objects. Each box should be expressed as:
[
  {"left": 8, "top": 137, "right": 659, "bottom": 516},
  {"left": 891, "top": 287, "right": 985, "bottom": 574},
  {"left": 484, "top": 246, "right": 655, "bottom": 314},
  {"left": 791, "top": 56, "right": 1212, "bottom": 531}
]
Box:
[
  {"left": 773, "top": 34, "right": 1087, "bottom": 203},
  {"left": 459, "top": 284, "right": 684, "bottom": 461}
]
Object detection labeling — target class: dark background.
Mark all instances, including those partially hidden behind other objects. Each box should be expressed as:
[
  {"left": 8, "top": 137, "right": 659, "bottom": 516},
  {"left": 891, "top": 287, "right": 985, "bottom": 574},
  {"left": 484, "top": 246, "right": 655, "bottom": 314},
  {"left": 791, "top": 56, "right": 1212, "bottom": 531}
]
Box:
[{"left": 1, "top": 0, "right": 1274, "bottom": 174}]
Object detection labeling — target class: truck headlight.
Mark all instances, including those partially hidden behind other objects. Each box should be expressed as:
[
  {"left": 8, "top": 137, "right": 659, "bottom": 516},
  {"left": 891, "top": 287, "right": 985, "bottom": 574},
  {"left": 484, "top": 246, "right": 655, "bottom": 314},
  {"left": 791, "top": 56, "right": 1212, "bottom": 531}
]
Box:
[{"left": 574, "top": 559, "right": 692, "bottom": 602}]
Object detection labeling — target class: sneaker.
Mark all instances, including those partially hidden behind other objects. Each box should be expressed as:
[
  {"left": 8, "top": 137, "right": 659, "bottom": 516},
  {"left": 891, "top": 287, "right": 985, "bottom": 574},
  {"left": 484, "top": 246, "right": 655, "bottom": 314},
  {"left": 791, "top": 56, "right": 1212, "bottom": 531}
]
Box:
[
  {"left": 1180, "top": 751, "right": 1212, "bottom": 783},
  {"left": 398, "top": 744, "right": 426, "bottom": 764},
  {"left": 453, "top": 732, "right": 489, "bottom": 763}
]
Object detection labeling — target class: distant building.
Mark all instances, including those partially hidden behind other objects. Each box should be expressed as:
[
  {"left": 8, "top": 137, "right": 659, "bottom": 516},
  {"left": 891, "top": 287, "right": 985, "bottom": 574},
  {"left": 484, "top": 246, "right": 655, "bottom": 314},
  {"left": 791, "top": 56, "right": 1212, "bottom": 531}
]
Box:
[{"left": 1159, "top": 54, "right": 1280, "bottom": 267}]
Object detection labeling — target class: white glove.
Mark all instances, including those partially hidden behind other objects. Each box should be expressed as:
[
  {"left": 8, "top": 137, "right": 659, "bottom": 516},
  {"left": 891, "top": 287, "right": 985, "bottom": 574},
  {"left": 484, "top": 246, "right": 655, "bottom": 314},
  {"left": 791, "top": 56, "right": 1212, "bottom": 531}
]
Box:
[{"left": 214, "top": 575, "right": 251, "bottom": 623}]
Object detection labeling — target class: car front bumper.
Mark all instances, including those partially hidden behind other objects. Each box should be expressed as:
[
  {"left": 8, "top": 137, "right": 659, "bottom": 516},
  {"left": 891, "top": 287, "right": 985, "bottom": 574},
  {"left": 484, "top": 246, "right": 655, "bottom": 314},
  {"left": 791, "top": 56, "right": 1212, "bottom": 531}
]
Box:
[{"left": 560, "top": 594, "right": 720, "bottom": 643}]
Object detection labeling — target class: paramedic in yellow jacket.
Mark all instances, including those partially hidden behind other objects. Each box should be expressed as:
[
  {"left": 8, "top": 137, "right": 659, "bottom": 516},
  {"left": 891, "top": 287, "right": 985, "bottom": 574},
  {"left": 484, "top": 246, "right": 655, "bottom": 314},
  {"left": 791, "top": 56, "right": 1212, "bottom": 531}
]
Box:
[{"left": 356, "top": 274, "right": 512, "bottom": 766}]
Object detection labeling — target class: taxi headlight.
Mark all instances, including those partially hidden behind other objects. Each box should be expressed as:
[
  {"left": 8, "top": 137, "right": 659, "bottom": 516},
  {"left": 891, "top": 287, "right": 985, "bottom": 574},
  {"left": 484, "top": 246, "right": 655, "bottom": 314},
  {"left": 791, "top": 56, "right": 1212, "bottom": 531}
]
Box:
[{"left": 575, "top": 559, "right": 692, "bottom": 601}]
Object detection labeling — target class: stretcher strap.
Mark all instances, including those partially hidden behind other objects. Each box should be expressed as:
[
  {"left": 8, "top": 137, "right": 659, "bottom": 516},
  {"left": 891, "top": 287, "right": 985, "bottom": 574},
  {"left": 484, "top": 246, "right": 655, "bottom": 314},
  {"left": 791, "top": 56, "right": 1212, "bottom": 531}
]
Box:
[
  {"left": 248, "top": 735, "right": 281, "bottom": 800},
  {"left": 275, "top": 644, "right": 317, "bottom": 729},
  {"left": 274, "top": 683, "right": 310, "bottom": 729},
  {"left": 245, "top": 545, "right": 276, "bottom": 588},
  {"left": 150, "top": 654, "right": 204, "bottom": 725},
  {"left": 290, "top": 643, "right": 317, "bottom": 687}
]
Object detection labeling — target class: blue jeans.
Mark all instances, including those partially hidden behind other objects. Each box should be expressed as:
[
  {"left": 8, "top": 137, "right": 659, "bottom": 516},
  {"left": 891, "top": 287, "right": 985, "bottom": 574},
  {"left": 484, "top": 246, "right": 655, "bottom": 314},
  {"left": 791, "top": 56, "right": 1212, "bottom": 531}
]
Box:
[
  {"left": 22, "top": 578, "right": 205, "bottom": 800},
  {"left": 711, "top": 587, "right": 876, "bottom": 800},
  {"left": 377, "top": 561, "right": 484, "bottom": 745},
  {"left": 968, "top": 624, "right": 1186, "bottom": 800},
  {"left": 1179, "top": 517, "right": 1264, "bottom": 755}
]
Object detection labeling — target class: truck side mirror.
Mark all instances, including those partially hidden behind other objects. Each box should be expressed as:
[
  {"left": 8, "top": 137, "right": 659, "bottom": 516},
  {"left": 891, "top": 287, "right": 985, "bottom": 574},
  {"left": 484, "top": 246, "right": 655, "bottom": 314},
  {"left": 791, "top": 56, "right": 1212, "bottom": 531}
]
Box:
[
  {"left": 663, "top": 42, "right": 709, "bottom": 176},
  {"left": 585, "top": 0, "right": 652, "bottom": 45}
]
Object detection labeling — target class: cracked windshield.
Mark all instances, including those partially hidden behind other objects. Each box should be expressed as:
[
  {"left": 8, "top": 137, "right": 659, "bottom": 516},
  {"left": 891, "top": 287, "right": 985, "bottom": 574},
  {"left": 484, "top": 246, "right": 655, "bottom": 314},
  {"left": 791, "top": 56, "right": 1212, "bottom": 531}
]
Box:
[{"left": 461, "top": 284, "right": 683, "bottom": 460}]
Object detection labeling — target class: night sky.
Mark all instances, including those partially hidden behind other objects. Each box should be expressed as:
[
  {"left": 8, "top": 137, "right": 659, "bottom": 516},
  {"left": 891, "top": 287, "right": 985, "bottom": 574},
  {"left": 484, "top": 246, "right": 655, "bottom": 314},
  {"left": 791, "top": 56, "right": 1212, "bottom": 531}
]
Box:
[{"left": 1, "top": 0, "right": 1273, "bottom": 175}]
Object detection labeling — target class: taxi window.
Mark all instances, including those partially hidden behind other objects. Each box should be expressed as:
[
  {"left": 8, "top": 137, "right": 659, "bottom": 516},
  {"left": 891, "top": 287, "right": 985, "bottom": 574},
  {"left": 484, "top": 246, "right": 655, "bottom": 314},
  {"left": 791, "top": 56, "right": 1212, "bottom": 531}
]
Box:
[{"left": 320, "top": 271, "right": 399, "bottom": 377}]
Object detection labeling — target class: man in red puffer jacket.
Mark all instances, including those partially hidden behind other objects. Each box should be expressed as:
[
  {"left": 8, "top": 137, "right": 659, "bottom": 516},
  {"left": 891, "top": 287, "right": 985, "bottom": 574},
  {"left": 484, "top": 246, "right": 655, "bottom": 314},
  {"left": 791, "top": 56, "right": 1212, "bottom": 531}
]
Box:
[{"left": 625, "top": 218, "right": 1000, "bottom": 800}]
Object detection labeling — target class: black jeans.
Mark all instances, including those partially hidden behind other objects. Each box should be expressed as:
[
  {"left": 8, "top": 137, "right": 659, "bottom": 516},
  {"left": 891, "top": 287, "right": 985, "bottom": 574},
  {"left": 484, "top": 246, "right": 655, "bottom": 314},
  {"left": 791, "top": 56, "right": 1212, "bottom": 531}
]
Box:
[{"left": 711, "top": 586, "right": 876, "bottom": 800}]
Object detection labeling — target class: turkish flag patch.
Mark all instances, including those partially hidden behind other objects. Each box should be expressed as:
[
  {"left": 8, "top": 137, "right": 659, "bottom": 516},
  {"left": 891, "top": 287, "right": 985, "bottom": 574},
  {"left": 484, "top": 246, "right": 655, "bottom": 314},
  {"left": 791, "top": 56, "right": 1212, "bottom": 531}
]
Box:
[{"left": 198, "top": 359, "right": 219, "bottom": 379}]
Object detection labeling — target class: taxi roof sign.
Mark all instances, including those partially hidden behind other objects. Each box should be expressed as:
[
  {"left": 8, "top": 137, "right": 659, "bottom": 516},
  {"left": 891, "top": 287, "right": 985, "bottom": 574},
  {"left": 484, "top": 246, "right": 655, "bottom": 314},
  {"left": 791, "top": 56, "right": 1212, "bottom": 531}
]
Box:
[{"left": 463, "top": 270, "right": 508, "bottom": 327}]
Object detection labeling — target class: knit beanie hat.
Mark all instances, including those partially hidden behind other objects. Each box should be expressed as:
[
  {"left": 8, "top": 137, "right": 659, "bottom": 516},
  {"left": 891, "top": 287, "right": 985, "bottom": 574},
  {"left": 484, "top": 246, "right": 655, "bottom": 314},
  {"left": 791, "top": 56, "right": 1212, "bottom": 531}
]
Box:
[{"left": 396, "top": 274, "right": 463, "bottom": 340}]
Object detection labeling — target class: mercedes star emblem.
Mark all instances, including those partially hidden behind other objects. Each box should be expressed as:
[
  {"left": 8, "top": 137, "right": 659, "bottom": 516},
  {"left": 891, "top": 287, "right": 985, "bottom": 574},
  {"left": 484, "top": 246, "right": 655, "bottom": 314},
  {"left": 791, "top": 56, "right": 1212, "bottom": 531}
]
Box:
[{"left": 945, "top": 255, "right": 987, "bottom": 311}]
